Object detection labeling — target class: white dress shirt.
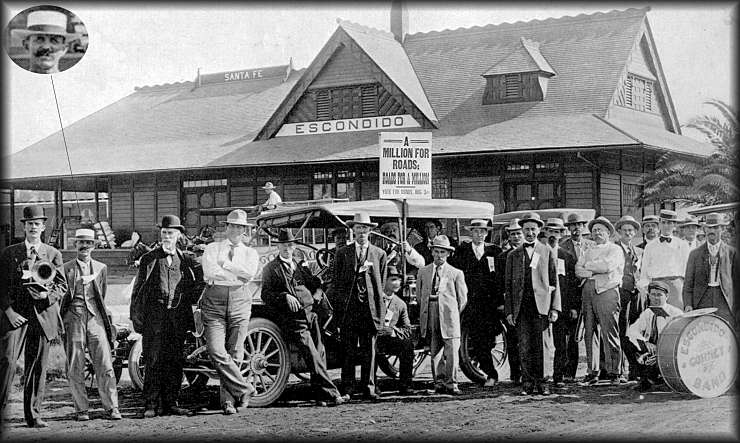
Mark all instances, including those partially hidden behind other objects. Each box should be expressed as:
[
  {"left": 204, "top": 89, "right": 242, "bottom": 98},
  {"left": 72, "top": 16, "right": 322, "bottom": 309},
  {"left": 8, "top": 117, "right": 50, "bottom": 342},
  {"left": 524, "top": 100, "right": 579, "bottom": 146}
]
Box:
[
  {"left": 25, "top": 239, "right": 42, "bottom": 258},
  {"left": 637, "top": 235, "right": 691, "bottom": 292},
  {"left": 202, "top": 239, "right": 259, "bottom": 286},
  {"left": 575, "top": 242, "right": 624, "bottom": 294},
  {"left": 472, "top": 242, "right": 485, "bottom": 261},
  {"left": 264, "top": 190, "right": 282, "bottom": 207},
  {"left": 627, "top": 303, "right": 684, "bottom": 347},
  {"left": 707, "top": 240, "right": 722, "bottom": 287},
  {"left": 354, "top": 241, "right": 369, "bottom": 261}
]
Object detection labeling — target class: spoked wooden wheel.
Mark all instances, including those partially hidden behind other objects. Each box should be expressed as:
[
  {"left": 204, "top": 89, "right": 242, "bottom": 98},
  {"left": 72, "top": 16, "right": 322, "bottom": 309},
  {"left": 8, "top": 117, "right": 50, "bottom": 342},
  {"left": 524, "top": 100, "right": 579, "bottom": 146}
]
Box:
[
  {"left": 241, "top": 318, "right": 291, "bottom": 407},
  {"left": 377, "top": 349, "right": 428, "bottom": 378},
  {"left": 459, "top": 326, "right": 508, "bottom": 384}
]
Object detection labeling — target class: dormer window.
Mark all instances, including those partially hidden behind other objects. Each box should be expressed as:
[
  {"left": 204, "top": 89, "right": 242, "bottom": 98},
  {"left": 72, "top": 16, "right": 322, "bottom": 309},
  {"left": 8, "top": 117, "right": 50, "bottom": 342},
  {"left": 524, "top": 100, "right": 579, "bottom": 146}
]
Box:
[
  {"left": 482, "top": 37, "right": 555, "bottom": 105},
  {"left": 624, "top": 73, "right": 654, "bottom": 112}
]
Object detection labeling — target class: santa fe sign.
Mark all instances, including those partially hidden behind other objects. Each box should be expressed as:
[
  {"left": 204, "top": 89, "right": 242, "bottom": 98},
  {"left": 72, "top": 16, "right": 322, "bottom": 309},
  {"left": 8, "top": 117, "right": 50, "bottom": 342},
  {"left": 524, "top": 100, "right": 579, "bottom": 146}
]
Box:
[{"left": 379, "top": 132, "right": 432, "bottom": 200}]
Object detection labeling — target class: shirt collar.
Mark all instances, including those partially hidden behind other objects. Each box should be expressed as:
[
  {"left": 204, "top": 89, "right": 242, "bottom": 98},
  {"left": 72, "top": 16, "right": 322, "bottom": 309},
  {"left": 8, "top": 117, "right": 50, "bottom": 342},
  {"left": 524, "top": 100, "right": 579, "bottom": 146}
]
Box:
[
  {"left": 279, "top": 256, "right": 293, "bottom": 267},
  {"left": 76, "top": 258, "right": 92, "bottom": 270},
  {"left": 708, "top": 241, "right": 722, "bottom": 254},
  {"left": 25, "top": 239, "right": 41, "bottom": 252}
]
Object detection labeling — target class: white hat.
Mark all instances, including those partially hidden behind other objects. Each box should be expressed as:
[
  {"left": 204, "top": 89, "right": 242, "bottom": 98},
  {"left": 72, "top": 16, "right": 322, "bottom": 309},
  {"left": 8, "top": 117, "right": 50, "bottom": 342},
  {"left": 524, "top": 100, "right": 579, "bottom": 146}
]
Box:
[
  {"left": 262, "top": 182, "right": 276, "bottom": 190},
  {"left": 73, "top": 228, "right": 97, "bottom": 243},
  {"left": 13, "top": 10, "right": 77, "bottom": 39}
]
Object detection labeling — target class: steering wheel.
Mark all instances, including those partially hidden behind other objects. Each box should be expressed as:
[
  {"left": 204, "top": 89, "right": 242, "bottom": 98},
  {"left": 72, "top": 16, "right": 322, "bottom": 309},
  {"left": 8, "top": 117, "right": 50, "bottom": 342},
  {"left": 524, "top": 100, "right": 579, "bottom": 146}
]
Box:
[{"left": 316, "top": 248, "right": 334, "bottom": 269}]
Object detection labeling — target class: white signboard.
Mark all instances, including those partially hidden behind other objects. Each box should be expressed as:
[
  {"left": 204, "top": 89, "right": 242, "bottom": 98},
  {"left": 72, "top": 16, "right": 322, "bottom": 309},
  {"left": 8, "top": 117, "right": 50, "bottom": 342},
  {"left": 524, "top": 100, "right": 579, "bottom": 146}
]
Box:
[
  {"left": 379, "top": 132, "right": 432, "bottom": 200},
  {"left": 276, "top": 115, "right": 420, "bottom": 137}
]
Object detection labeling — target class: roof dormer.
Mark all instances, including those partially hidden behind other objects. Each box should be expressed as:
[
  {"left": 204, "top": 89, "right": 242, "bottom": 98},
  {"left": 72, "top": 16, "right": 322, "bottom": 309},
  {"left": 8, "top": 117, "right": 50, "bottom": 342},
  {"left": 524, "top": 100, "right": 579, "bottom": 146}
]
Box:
[{"left": 482, "top": 37, "right": 556, "bottom": 105}]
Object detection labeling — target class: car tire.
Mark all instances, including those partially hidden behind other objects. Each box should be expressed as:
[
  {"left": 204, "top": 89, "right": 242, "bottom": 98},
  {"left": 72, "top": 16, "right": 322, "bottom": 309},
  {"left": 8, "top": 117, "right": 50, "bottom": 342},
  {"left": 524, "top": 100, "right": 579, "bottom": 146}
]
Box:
[
  {"left": 241, "top": 317, "right": 291, "bottom": 407},
  {"left": 128, "top": 338, "right": 145, "bottom": 391},
  {"left": 459, "top": 326, "right": 508, "bottom": 385}
]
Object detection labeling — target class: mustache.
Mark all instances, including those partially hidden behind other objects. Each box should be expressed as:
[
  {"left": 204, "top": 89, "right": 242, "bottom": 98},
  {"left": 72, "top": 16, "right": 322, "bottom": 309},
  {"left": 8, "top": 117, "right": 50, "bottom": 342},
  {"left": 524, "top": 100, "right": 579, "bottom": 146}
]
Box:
[{"left": 34, "top": 48, "right": 54, "bottom": 57}]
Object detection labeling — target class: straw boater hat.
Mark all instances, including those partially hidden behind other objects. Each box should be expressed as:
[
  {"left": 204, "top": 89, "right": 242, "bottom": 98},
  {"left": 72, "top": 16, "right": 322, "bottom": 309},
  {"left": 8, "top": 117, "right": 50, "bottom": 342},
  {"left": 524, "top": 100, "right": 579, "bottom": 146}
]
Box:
[
  {"left": 647, "top": 280, "right": 669, "bottom": 294},
  {"left": 615, "top": 215, "right": 640, "bottom": 231},
  {"left": 565, "top": 212, "right": 589, "bottom": 225},
  {"left": 703, "top": 212, "right": 729, "bottom": 228},
  {"left": 642, "top": 214, "right": 660, "bottom": 225},
  {"left": 587, "top": 216, "right": 615, "bottom": 235},
  {"left": 517, "top": 212, "right": 544, "bottom": 228},
  {"left": 273, "top": 229, "right": 296, "bottom": 243},
  {"left": 658, "top": 209, "right": 679, "bottom": 221},
  {"left": 20, "top": 205, "right": 47, "bottom": 222},
  {"left": 466, "top": 219, "right": 493, "bottom": 230},
  {"left": 504, "top": 219, "right": 522, "bottom": 232},
  {"left": 220, "top": 209, "right": 253, "bottom": 226},
  {"left": 346, "top": 212, "right": 377, "bottom": 228},
  {"left": 13, "top": 10, "right": 77, "bottom": 40},
  {"left": 262, "top": 182, "right": 276, "bottom": 190},
  {"left": 430, "top": 235, "right": 455, "bottom": 251},
  {"left": 679, "top": 216, "right": 701, "bottom": 228},
  {"left": 157, "top": 214, "right": 186, "bottom": 233},
  {"left": 544, "top": 218, "right": 566, "bottom": 231},
  {"left": 73, "top": 228, "right": 98, "bottom": 244}
]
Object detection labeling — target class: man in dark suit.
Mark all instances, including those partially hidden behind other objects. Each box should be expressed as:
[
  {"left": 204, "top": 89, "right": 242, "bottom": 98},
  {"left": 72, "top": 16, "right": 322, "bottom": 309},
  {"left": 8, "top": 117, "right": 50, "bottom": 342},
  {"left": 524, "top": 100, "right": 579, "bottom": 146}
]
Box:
[
  {"left": 130, "top": 215, "right": 205, "bottom": 418},
  {"left": 614, "top": 215, "right": 644, "bottom": 382},
  {"left": 413, "top": 219, "right": 442, "bottom": 266},
  {"left": 450, "top": 219, "right": 503, "bottom": 387},
  {"left": 61, "top": 229, "right": 120, "bottom": 421},
  {"left": 504, "top": 213, "right": 560, "bottom": 396},
  {"left": 375, "top": 266, "right": 414, "bottom": 394},
  {"left": 328, "top": 212, "right": 387, "bottom": 400},
  {"left": 544, "top": 218, "right": 579, "bottom": 387},
  {"left": 495, "top": 219, "right": 524, "bottom": 385},
  {"left": 0, "top": 205, "right": 68, "bottom": 428},
  {"left": 261, "top": 229, "right": 348, "bottom": 406},
  {"left": 683, "top": 212, "right": 736, "bottom": 328}
]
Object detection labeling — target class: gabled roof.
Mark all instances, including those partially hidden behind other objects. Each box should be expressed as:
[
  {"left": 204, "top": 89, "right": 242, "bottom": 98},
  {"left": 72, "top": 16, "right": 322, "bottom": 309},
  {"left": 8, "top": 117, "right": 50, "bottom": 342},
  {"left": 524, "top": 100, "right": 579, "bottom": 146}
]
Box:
[
  {"left": 483, "top": 37, "right": 556, "bottom": 76},
  {"left": 6, "top": 67, "right": 304, "bottom": 179}
]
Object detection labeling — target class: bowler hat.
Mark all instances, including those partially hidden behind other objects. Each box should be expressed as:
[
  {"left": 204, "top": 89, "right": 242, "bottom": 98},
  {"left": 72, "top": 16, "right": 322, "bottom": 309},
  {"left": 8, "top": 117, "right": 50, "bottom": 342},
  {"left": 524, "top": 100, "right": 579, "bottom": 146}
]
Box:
[
  {"left": 545, "top": 218, "right": 566, "bottom": 231},
  {"left": 615, "top": 215, "right": 640, "bottom": 231},
  {"left": 588, "top": 216, "right": 615, "bottom": 235},
  {"left": 703, "top": 212, "right": 729, "bottom": 228},
  {"left": 13, "top": 10, "right": 77, "bottom": 40},
  {"left": 466, "top": 219, "right": 493, "bottom": 230},
  {"left": 430, "top": 235, "right": 455, "bottom": 251},
  {"left": 679, "top": 216, "right": 701, "bottom": 228},
  {"left": 504, "top": 219, "right": 523, "bottom": 232},
  {"left": 220, "top": 209, "right": 253, "bottom": 226},
  {"left": 647, "top": 281, "right": 669, "bottom": 294},
  {"left": 73, "top": 228, "right": 98, "bottom": 243},
  {"left": 262, "top": 181, "right": 276, "bottom": 190},
  {"left": 565, "top": 212, "right": 589, "bottom": 225},
  {"left": 20, "top": 205, "right": 47, "bottom": 222},
  {"left": 659, "top": 209, "right": 679, "bottom": 221},
  {"left": 157, "top": 214, "right": 186, "bottom": 233},
  {"left": 346, "top": 212, "right": 378, "bottom": 228},
  {"left": 642, "top": 214, "right": 660, "bottom": 225},
  {"left": 273, "top": 229, "right": 297, "bottom": 243},
  {"left": 518, "top": 212, "right": 544, "bottom": 228},
  {"left": 387, "top": 266, "right": 402, "bottom": 278}
]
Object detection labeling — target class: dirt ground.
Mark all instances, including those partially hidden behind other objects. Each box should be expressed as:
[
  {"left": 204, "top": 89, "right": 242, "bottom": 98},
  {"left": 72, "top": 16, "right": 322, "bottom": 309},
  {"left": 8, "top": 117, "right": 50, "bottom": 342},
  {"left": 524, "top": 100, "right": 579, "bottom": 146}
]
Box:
[{"left": 1, "top": 358, "right": 737, "bottom": 442}]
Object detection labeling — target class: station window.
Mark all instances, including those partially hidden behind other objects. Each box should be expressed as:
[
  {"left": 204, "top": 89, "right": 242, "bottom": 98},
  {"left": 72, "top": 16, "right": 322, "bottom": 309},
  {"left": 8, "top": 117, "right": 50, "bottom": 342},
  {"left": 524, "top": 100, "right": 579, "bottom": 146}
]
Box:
[{"left": 182, "top": 178, "right": 228, "bottom": 236}]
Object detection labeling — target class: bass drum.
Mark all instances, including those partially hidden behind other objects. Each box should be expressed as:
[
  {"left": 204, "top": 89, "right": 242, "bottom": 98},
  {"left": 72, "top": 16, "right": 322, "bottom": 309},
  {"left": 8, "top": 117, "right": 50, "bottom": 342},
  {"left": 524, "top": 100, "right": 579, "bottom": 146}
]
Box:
[{"left": 656, "top": 313, "right": 737, "bottom": 398}]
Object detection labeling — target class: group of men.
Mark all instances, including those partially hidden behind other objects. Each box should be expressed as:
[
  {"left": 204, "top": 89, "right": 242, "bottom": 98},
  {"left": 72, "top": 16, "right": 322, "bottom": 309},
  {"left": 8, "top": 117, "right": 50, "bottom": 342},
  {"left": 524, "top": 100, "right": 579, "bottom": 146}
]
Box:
[{"left": 1, "top": 203, "right": 736, "bottom": 427}]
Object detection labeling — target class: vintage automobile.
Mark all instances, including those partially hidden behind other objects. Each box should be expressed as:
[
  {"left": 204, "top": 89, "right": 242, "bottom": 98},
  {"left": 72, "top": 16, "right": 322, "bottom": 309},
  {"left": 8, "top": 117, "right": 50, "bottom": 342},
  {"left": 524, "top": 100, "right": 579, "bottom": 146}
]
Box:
[{"left": 125, "top": 198, "right": 508, "bottom": 405}]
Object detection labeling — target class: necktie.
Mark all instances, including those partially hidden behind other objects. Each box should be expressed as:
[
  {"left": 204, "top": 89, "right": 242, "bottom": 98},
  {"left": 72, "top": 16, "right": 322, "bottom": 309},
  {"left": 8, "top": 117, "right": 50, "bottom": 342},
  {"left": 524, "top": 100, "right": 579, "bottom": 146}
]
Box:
[
  {"left": 648, "top": 313, "right": 659, "bottom": 344},
  {"left": 660, "top": 236, "right": 672, "bottom": 243},
  {"left": 524, "top": 243, "right": 535, "bottom": 249},
  {"left": 474, "top": 245, "right": 482, "bottom": 260},
  {"left": 432, "top": 265, "right": 441, "bottom": 294},
  {"left": 228, "top": 243, "right": 236, "bottom": 261},
  {"left": 29, "top": 246, "right": 38, "bottom": 261}
]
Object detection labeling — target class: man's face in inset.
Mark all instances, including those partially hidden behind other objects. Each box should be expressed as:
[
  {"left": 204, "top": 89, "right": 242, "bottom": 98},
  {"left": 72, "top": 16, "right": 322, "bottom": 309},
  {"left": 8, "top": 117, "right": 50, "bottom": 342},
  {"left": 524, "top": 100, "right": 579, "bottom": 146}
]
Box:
[
  {"left": 682, "top": 225, "right": 698, "bottom": 241},
  {"left": 26, "top": 33, "right": 68, "bottom": 73},
  {"left": 381, "top": 223, "right": 400, "bottom": 241},
  {"left": 591, "top": 223, "right": 610, "bottom": 244},
  {"left": 508, "top": 229, "right": 523, "bottom": 247},
  {"left": 568, "top": 222, "right": 586, "bottom": 239},
  {"left": 24, "top": 219, "right": 45, "bottom": 243},
  {"left": 659, "top": 219, "right": 676, "bottom": 237},
  {"left": 160, "top": 228, "right": 181, "bottom": 250},
  {"left": 76, "top": 239, "right": 95, "bottom": 261},
  {"left": 522, "top": 222, "right": 540, "bottom": 243},
  {"left": 353, "top": 224, "right": 371, "bottom": 245},
  {"left": 277, "top": 242, "right": 295, "bottom": 260},
  {"left": 705, "top": 225, "right": 724, "bottom": 245},
  {"left": 424, "top": 222, "right": 439, "bottom": 240},
  {"left": 619, "top": 224, "right": 637, "bottom": 243},
  {"left": 431, "top": 247, "right": 450, "bottom": 266},
  {"left": 470, "top": 227, "right": 487, "bottom": 245},
  {"left": 648, "top": 289, "right": 668, "bottom": 307}
]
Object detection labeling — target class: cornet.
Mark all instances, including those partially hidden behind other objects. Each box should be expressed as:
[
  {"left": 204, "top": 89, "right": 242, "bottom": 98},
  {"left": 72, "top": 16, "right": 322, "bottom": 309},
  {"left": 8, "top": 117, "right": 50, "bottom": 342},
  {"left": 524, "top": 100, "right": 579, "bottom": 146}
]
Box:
[{"left": 22, "top": 260, "right": 57, "bottom": 292}]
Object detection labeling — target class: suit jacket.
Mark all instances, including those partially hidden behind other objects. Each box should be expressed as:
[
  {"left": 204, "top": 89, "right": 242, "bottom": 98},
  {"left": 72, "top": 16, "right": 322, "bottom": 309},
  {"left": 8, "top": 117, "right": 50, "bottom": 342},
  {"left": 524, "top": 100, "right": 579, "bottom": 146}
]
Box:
[
  {"left": 683, "top": 242, "right": 736, "bottom": 310},
  {"left": 381, "top": 293, "right": 412, "bottom": 341},
  {"left": 61, "top": 258, "right": 114, "bottom": 346},
  {"left": 504, "top": 241, "right": 561, "bottom": 321},
  {"left": 413, "top": 241, "right": 434, "bottom": 266},
  {"left": 261, "top": 257, "right": 322, "bottom": 323},
  {"left": 560, "top": 237, "right": 595, "bottom": 261},
  {"left": 418, "top": 262, "right": 468, "bottom": 339},
  {"left": 615, "top": 241, "right": 643, "bottom": 293},
  {"left": 450, "top": 241, "right": 503, "bottom": 310},
  {"left": 554, "top": 246, "right": 580, "bottom": 313},
  {"left": 129, "top": 247, "right": 204, "bottom": 334},
  {"left": 0, "top": 242, "right": 67, "bottom": 339},
  {"left": 328, "top": 243, "right": 387, "bottom": 331}
]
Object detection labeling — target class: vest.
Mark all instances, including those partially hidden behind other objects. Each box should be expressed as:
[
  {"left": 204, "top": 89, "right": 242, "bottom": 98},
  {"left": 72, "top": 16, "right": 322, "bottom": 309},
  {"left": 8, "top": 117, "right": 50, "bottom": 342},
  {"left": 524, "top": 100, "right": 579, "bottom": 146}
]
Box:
[
  {"left": 153, "top": 253, "right": 182, "bottom": 308},
  {"left": 72, "top": 260, "right": 98, "bottom": 315}
]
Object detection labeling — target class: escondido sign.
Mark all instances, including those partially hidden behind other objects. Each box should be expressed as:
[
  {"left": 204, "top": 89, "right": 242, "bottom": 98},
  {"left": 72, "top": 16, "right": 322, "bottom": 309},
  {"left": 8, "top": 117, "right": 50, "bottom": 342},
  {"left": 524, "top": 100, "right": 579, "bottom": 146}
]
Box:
[{"left": 275, "top": 115, "right": 420, "bottom": 137}]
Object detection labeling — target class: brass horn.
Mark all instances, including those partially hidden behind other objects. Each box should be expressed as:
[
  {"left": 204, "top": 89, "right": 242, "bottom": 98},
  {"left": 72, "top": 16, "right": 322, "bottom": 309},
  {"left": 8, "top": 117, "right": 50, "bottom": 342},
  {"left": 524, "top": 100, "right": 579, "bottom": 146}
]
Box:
[{"left": 30, "top": 260, "right": 57, "bottom": 285}]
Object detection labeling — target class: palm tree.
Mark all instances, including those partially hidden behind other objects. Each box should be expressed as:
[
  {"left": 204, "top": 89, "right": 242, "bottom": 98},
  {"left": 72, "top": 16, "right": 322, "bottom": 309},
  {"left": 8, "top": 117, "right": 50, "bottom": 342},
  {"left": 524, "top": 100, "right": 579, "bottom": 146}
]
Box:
[{"left": 638, "top": 99, "right": 738, "bottom": 206}]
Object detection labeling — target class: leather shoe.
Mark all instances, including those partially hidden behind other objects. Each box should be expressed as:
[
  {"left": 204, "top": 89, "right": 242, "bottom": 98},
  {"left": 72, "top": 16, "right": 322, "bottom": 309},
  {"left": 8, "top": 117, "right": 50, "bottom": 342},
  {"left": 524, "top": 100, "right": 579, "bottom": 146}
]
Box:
[
  {"left": 76, "top": 412, "right": 90, "bottom": 421},
  {"left": 362, "top": 391, "right": 380, "bottom": 401},
  {"left": 538, "top": 384, "right": 551, "bottom": 396},
  {"left": 520, "top": 383, "right": 533, "bottom": 395},
  {"left": 222, "top": 401, "right": 237, "bottom": 415},
  {"left": 433, "top": 384, "right": 446, "bottom": 394},
  {"left": 143, "top": 408, "right": 157, "bottom": 418},
  {"left": 323, "top": 394, "right": 349, "bottom": 406},
  {"left": 29, "top": 419, "right": 49, "bottom": 428},
  {"left": 166, "top": 406, "right": 194, "bottom": 416},
  {"left": 447, "top": 386, "right": 463, "bottom": 396},
  {"left": 235, "top": 393, "right": 249, "bottom": 409},
  {"left": 511, "top": 376, "right": 522, "bottom": 386},
  {"left": 106, "top": 408, "right": 122, "bottom": 420},
  {"left": 483, "top": 377, "right": 498, "bottom": 387}
]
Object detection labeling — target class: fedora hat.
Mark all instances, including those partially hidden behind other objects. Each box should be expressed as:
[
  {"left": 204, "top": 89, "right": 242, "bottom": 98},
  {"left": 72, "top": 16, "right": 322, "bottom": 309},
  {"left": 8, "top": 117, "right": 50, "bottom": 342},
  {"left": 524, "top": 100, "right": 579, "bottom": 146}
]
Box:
[
  {"left": 564, "top": 212, "right": 589, "bottom": 225},
  {"left": 20, "top": 205, "right": 47, "bottom": 222},
  {"left": 642, "top": 214, "right": 660, "bottom": 225},
  {"left": 157, "top": 214, "right": 186, "bottom": 233},
  {"left": 466, "top": 219, "right": 493, "bottom": 230},
  {"left": 588, "top": 216, "right": 615, "bottom": 235},
  {"left": 273, "top": 229, "right": 297, "bottom": 243},
  {"left": 262, "top": 181, "right": 276, "bottom": 190},
  {"left": 518, "top": 212, "right": 544, "bottom": 228},
  {"left": 679, "top": 216, "right": 701, "bottom": 228},
  {"left": 544, "top": 218, "right": 566, "bottom": 231},
  {"left": 13, "top": 10, "right": 77, "bottom": 39},
  {"left": 504, "top": 219, "right": 522, "bottom": 232},
  {"left": 615, "top": 215, "right": 640, "bottom": 231},
  {"left": 220, "top": 209, "right": 253, "bottom": 226},
  {"left": 703, "top": 212, "right": 729, "bottom": 228},
  {"left": 430, "top": 234, "right": 455, "bottom": 252},
  {"left": 73, "top": 228, "right": 98, "bottom": 243},
  {"left": 659, "top": 209, "right": 679, "bottom": 221},
  {"left": 346, "top": 212, "right": 377, "bottom": 228}
]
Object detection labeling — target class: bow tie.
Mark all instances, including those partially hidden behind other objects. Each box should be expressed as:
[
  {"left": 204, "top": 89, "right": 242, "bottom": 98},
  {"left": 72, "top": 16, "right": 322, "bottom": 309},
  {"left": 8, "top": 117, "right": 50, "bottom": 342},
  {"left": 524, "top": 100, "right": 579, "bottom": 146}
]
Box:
[
  {"left": 163, "top": 249, "right": 176, "bottom": 256},
  {"left": 659, "top": 236, "right": 672, "bottom": 243},
  {"left": 524, "top": 243, "right": 535, "bottom": 249}
]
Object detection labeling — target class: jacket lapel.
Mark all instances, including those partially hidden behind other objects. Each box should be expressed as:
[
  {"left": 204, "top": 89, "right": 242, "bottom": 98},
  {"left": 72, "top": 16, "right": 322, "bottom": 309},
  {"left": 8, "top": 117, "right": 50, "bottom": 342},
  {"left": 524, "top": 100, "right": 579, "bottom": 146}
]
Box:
[{"left": 91, "top": 260, "right": 103, "bottom": 297}]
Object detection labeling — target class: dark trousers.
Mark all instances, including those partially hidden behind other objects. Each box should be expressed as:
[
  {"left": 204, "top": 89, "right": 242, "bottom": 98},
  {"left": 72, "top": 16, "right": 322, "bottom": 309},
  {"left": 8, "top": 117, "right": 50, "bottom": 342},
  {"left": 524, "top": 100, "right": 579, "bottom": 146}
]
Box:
[
  {"left": 697, "top": 286, "right": 734, "bottom": 328},
  {"left": 286, "top": 312, "right": 341, "bottom": 401},
  {"left": 463, "top": 308, "right": 499, "bottom": 381},
  {"left": 341, "top": 297, "right": 377, "bottom": 395},
  {"left": 506, "top": 323, "right": 521, "bottom": 381},
  {"left": 553, "top": 313, "right": 579, "bottom": 380},
  {"left": 0, "top": 319, "right": 50, "bottom": 426},
  {"left": 516, "top": 294, "right": 549, "bottom": 385},
  {"left": 618, "top": 288, "right": 641, "bottom": 377},
  {"left": 377, "top": 334, "right": 414, "bottom": 386},
  {"left": 623, "top": 340, "right": 660, "bottom": 381},
  {"left": 142, "top": 304, "right": 187, "bottom": 410}
]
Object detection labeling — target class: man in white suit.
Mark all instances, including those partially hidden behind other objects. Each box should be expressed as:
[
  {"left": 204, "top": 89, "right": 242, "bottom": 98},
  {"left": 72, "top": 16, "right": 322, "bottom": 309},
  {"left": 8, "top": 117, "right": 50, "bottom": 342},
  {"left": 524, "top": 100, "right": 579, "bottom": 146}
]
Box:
[{"left": 418, "top": 235, "right": 468, "bottom": 395}]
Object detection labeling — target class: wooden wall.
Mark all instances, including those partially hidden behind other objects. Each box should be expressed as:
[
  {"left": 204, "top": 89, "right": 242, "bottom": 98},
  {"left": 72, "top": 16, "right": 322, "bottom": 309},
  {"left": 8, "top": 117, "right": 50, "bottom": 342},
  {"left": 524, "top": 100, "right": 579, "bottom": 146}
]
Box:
[
  {"left": 564, "top": 171, "right": 594, "bottom": 209},
  {"left": 309, "top": 44, "right": 377, "bottom": 90},
  {"left": 599, "top": 173, "right": 621, "bottom": 221}
]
